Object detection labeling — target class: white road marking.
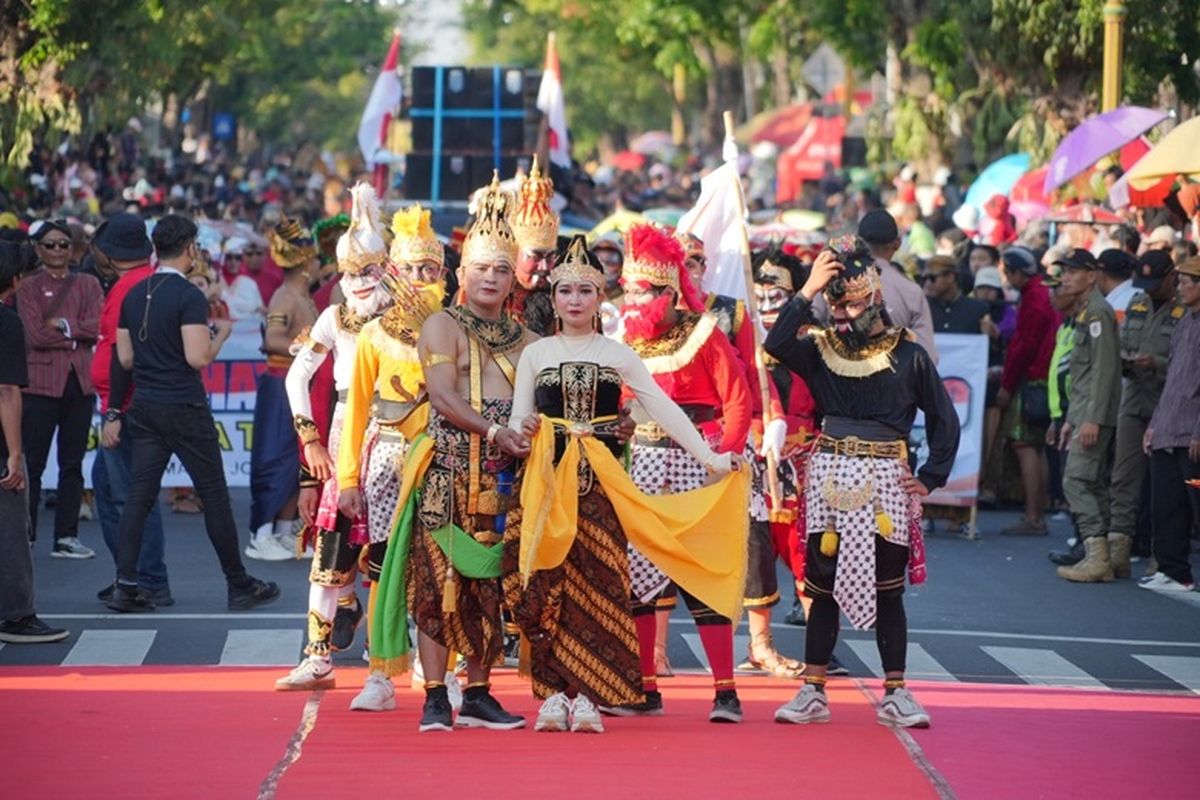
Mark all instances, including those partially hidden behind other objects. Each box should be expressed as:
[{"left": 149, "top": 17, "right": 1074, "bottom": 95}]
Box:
[
  {"left": 982, "top": 646, "right": 1104, "bottom": 688},
  {"left": 844, "top": 640, "right": 959, "bottom": 682},
  {"left": 62, "top": 630, "right": 156, "bottom": 666},
  {"left": 219, "top": 629, "right": 303, "bottom": 666},
  {"left": 1132, "top": 655, "right": 1200, "bottom": 695}
]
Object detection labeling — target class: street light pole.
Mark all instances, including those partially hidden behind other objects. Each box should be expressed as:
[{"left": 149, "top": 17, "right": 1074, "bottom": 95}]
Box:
[{"left": 1102, "top": 0, "right": 1127, "bottom": 112}]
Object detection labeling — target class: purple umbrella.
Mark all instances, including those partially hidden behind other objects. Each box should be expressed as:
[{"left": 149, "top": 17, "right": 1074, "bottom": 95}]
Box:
[{"left": 1043, "top": 106, "right": 1168, "bottom": 194}]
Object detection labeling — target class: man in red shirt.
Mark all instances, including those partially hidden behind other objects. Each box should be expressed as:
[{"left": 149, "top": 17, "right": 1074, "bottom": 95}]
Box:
[
  {"left": 996, "top": 246, "right": 1060, "bottom": 535},
  {"left": 90, "top": 214, "right": 171, "bottom": 605},
  {"left": 615, "top": 223, "right": 752, "bottom": 723}
]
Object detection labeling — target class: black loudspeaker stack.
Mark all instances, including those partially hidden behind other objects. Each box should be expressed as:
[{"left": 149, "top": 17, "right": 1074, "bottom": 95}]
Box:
[{"left": 405, "top": 66, "right": 541, "bottom": 202}]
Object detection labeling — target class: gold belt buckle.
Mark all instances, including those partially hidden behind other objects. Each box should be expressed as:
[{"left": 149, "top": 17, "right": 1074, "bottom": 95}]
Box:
[
  {"left": 567, "top": 421, "right": 594, "bottom": 438},
  {"left": 843, "top": 435, "right": 860, "bottom": 455}
]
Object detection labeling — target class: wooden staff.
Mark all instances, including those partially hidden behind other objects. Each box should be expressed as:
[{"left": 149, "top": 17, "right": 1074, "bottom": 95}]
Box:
[{"left": 722, "top": 110, "right": 783, "bottom": 512}]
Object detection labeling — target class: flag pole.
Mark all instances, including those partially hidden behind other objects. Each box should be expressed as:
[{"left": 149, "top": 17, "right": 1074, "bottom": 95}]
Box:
[{"left": 722, "top": 110, "right": 783, "bottom": 513}]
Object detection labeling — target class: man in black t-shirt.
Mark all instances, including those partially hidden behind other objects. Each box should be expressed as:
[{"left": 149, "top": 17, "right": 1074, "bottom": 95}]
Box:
[
  {"left": 106, "top": 215, "right": 280, "bottom": 613},
  {"left": 0, "top": 242, "right": 69, "bottom": 643}
]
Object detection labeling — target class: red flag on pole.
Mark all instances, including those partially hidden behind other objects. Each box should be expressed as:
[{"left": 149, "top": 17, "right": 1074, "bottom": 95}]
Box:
[
  {"left": 537, "top": 32, "right": 571, "bottom": 168},
  {"left": 359, "top": 31, "right": 403, "bottom": 199}
]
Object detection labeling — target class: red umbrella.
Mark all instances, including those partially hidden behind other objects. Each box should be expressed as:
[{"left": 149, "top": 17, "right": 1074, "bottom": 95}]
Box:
[
  {"left": 1010, "top": 166, "right": 1051, "bottom": 205},
  {"left": 1117, "top": 137, "right": 1173, "bottom": 207},
  {"left": 750, "top": 104, "right": 815, "bottom": 147},
  {"left": 610, "top": 150, "right": 646, "bottom": 172}
]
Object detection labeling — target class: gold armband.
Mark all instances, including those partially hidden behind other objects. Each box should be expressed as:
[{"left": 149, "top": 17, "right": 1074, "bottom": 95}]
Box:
[
  {"left": 422, "top": 352, "right": 454, "bottom": 369},
  {"left": 266, "top": 313, "right": 289, "bottom": 328},
  {"left": 293, "top": 415, "right": 321, "bottom": 445}
]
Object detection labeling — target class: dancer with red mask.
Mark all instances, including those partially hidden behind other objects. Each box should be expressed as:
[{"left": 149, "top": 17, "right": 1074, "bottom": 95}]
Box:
[{"left": 608, "top": 224, "right": 752, "bottom": 723}]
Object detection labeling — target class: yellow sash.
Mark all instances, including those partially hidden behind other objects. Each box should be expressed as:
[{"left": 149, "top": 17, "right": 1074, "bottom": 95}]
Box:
[{"left": 519, "top": 415, "right": 749, "bottom": 621}]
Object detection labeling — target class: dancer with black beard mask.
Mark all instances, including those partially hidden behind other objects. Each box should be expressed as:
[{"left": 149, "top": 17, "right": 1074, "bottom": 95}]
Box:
[{"left": 764, "top": 236, "right": 959, "bottom": 729}]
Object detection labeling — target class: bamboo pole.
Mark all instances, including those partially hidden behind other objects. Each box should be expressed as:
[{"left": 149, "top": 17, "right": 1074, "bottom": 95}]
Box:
[{"left": 722, "top": 110, "right": 783, "bottom": 512}]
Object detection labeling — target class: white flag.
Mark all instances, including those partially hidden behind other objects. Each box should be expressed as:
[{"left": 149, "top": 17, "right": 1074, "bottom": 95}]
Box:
[
  {"left": 358, "top": 32, "right": 403, "bottom": 168},
  {"left": 676, "top": 160, "right": 749, "bottom": 304},
  {"left": 537, "top": 32, "right": 571, "bottom": 168}
]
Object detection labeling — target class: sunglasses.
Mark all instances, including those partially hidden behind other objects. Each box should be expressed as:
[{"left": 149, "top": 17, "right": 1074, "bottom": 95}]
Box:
[
  {"left": 244, "top": 249, "right": 264, "bottom": 256},
  {"left": 39, "top": 240, "right": 72, "bottom": 250}
]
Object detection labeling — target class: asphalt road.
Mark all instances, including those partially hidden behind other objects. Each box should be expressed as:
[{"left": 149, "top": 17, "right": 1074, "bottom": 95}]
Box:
[{"left": 8, "top": 490, "right": 1199, "bottom": 695}]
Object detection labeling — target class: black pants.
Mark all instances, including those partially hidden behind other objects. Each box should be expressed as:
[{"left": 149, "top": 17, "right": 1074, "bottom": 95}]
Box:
[
  {"left": 1149, "top": 448, "right": 1199, "bottom": 585},
  {"left": 22, "top": 371, "right": 95, "bottom": 541},
  {"left": 115, "top": 401, "right": 246, "bottom": 586}
]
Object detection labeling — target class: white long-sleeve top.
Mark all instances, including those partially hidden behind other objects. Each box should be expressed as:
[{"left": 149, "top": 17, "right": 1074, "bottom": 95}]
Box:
[
  {"left": 284, "top": 304, "right": 361, "bottom": 421},
  {"left": 508, "top": 332, "right": 732, "bottom": 472}
]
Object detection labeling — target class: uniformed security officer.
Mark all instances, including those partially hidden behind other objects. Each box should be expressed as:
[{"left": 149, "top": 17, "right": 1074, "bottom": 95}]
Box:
[
  {"left": 1053, "top": 249, "right": 1123, "bottom": 583},
  {"left": 1104, "top": 251, "right": 1183, "bottom": 578}
]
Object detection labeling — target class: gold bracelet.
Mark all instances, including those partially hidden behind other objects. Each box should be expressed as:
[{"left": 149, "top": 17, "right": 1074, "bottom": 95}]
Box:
[
  {"left": 486, "top": 423, "right": 502, "bottom": 444},
  {"left": 293, "top": 415, "right": 320, "bottom": 445}
]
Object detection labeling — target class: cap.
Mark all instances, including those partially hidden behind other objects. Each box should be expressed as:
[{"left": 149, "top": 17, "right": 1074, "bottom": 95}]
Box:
[
  {"left": 1145, "top": 225, "right": 1177, "bottom": 247},
  {"left": 94, "top": 212, "right": 153, "bottom": 261},
  {"left": 30, "top": 218, "right": 72, "bottom": 241},
  {"left": 1133, "top": 250, "right": 1176, "bottom": 290},
  {"left": 973, "top": 266, "right": 1004, "bottom": 291},
  {"left": 1096, "top": 248, "right": 1136, "bottom": 278},
  {"left": 1177, "top": 256, "right": 1200, "bottom": 278},
  {"left": 1052, "top": 247, "right": 1098, "bottom": 272},
  {"left": 856, "top": 209, "right": 899, "bottom": 245},
  {"left": 1001, "top": 246, "right": 1039, "bottom": 275}
]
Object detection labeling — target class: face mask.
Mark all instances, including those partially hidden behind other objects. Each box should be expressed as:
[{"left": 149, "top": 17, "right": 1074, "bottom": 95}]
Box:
[{"left": 833, "top": 303, "right": 882, "bottom": 351}]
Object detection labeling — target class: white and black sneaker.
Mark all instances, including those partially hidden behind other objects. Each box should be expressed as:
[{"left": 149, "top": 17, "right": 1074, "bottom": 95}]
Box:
[
  {"left": 0, "top": 615, "right": 69, "bottom": 644},
  {"left": 418, "top": 687, "right": 454, "bottom": 733},
  {"left": 708, "top": 689, "right": 743, "bottom": 723},
  {"left": 51, "top": 537, "right": 95, "bottom": 559},
  {"left": 456, "top": 688, "right": 525, "bottom": 730},
  {"left": 876, "top": 687, "right": 931, "bottom": 728},
  {"left": 775, "top": 684, "right": 832, "bottom": 725}
]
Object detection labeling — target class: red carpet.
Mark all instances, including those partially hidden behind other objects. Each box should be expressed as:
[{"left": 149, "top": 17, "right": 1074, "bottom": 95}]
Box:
[
  {"left": 3, "top": 667, "right": 1197, "bottom": 799},
  {"left": 908, "top": 680, "right": 1200, "bottom": 800}
]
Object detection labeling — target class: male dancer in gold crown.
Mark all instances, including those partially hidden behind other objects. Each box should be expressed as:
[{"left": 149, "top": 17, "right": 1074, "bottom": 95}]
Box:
[
  {"left": 509, "top": 156, "right": 559, "bottom": 336},
  {"left": 406, "top": 175, "right": 537, "bottom": 732},
  {"left": 275, "top": 184, "right": 393, "bottom": 704},
  {"left": 245, "top": 218, "right": 319, "bottom": 561},
  {"left": 765, "top": 237, "right": 959, "bottom": 729}
]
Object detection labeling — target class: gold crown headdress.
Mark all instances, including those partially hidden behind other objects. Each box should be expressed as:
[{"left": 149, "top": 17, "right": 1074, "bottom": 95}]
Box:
[
  {"left": 336, "top": 182, "right": 388, "bottom": 274},
  {"left": 462, "top": 171, "right": 519, "bottom": 267},
  {"left": 268, "top": 217, "right": 318, "bottom": 269},
  {"left": 550, "top": 234, "right": 604, "bottom": 289},
  {"left": 389, "top": 204, "right": 443, "bottom": 268},
  {"left": 677, "top": 231, "right": 705, "bottom": 260},
  {"left": 510, "top": 155, "right": 559, "bottom": 252},
  {"left": 622, "top": 223, "right": 685, "bottom": 292},
  {"left": 824, "top": 234, "right": 881, "bottom": 304}
]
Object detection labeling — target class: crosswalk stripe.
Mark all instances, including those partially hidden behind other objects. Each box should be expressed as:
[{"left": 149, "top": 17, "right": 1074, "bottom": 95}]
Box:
[
  {"left": 981, "top": 646, "right": 1104, "bottom": 688},
  {"left": 219, "top": 629, "right": 303, "bottom": 666},
  {"left": 62, "top": 630, "right": 156, "bottom": 666},
  {"left": 1132, "top": 655, "right": 1200, "bottom": 695},
  {"left": 843, "top": 640, "right": 959, "bottom": 682}
]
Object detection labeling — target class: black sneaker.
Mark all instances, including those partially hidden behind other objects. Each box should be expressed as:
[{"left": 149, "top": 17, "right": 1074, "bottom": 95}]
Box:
[
  {"left": 228, "top": 577, "right": 281, "bottom": 610},
  {"left": 827, "top": 655, "right": 850, "bottom": 677},
  {"left": 599, "top": 689, "right": 664, "bottom": 717},
  {"left": 106, "top": 584, "right": 156, "bottom": 613},
  {"left": 0, "top": 615, "right": 70, "bottom": 644},
  {"left": 99, "top": 583, "right": 173, "bottom": 607},
  {"left": 709, "top": 689, "right": 743, "bottom": 723},
  {"left": 331, "top": 596, "right": 363, "bottom": 651},
  {"left": 418, "top": 689, "right": 454, "bottom": 733},
  {"left": 456, "top": 690, "right": 526, "bottom": 730}
]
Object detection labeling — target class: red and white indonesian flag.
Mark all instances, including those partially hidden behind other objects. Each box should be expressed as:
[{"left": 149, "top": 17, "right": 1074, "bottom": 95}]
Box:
[
  {"left": 537, "top": 31, "right": 571, "bottom": 168},
  {"left": 358, "top": 31, "right": 403, "bottom": 167},
  {"left": 676, "top": 137, "right": 751, "bottom": 305}
]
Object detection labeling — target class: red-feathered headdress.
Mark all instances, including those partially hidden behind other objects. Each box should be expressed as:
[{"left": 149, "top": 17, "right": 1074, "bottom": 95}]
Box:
[{"left": 623, "top": 223, "right": 686, "bottom": 292}]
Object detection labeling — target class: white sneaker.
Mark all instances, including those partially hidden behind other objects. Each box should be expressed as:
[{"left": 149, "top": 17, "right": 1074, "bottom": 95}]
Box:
[
  {"left": 350, "top": 673, "right": 396, "bottom": 711},
  {"left": 274, "top": 532, "right": 300, "bottom": 558},
  {"left": 570, "top": 695, "right": 605, "bottom": 733},
  {"left": 51, "top": 537, "right": 95, "bottom": 559},
  {"left": 876, "top": 687, "right": 931, "bottom": 728},
  {"left": 535, "top": 692, "right": 571, "bottom": 732},
  {"left": 244, "top": 534, "right": 295, "bottom": 561},
  {"left": 445, "top": 671, "right": 464, "bottom": 711},
  {"left": 274, "top": 657, "right": 334, "bottom": 691},
  {"left": 1138, "top": 572, "right": 1196, "bottom": 593},
  {"left": 775, "top": 684, "right": 831, "bottom": 724}
]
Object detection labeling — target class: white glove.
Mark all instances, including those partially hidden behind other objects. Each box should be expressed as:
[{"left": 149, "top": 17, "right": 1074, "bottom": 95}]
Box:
[{"left": 760, "top": 417, "right": 787, "bottom": 461}]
